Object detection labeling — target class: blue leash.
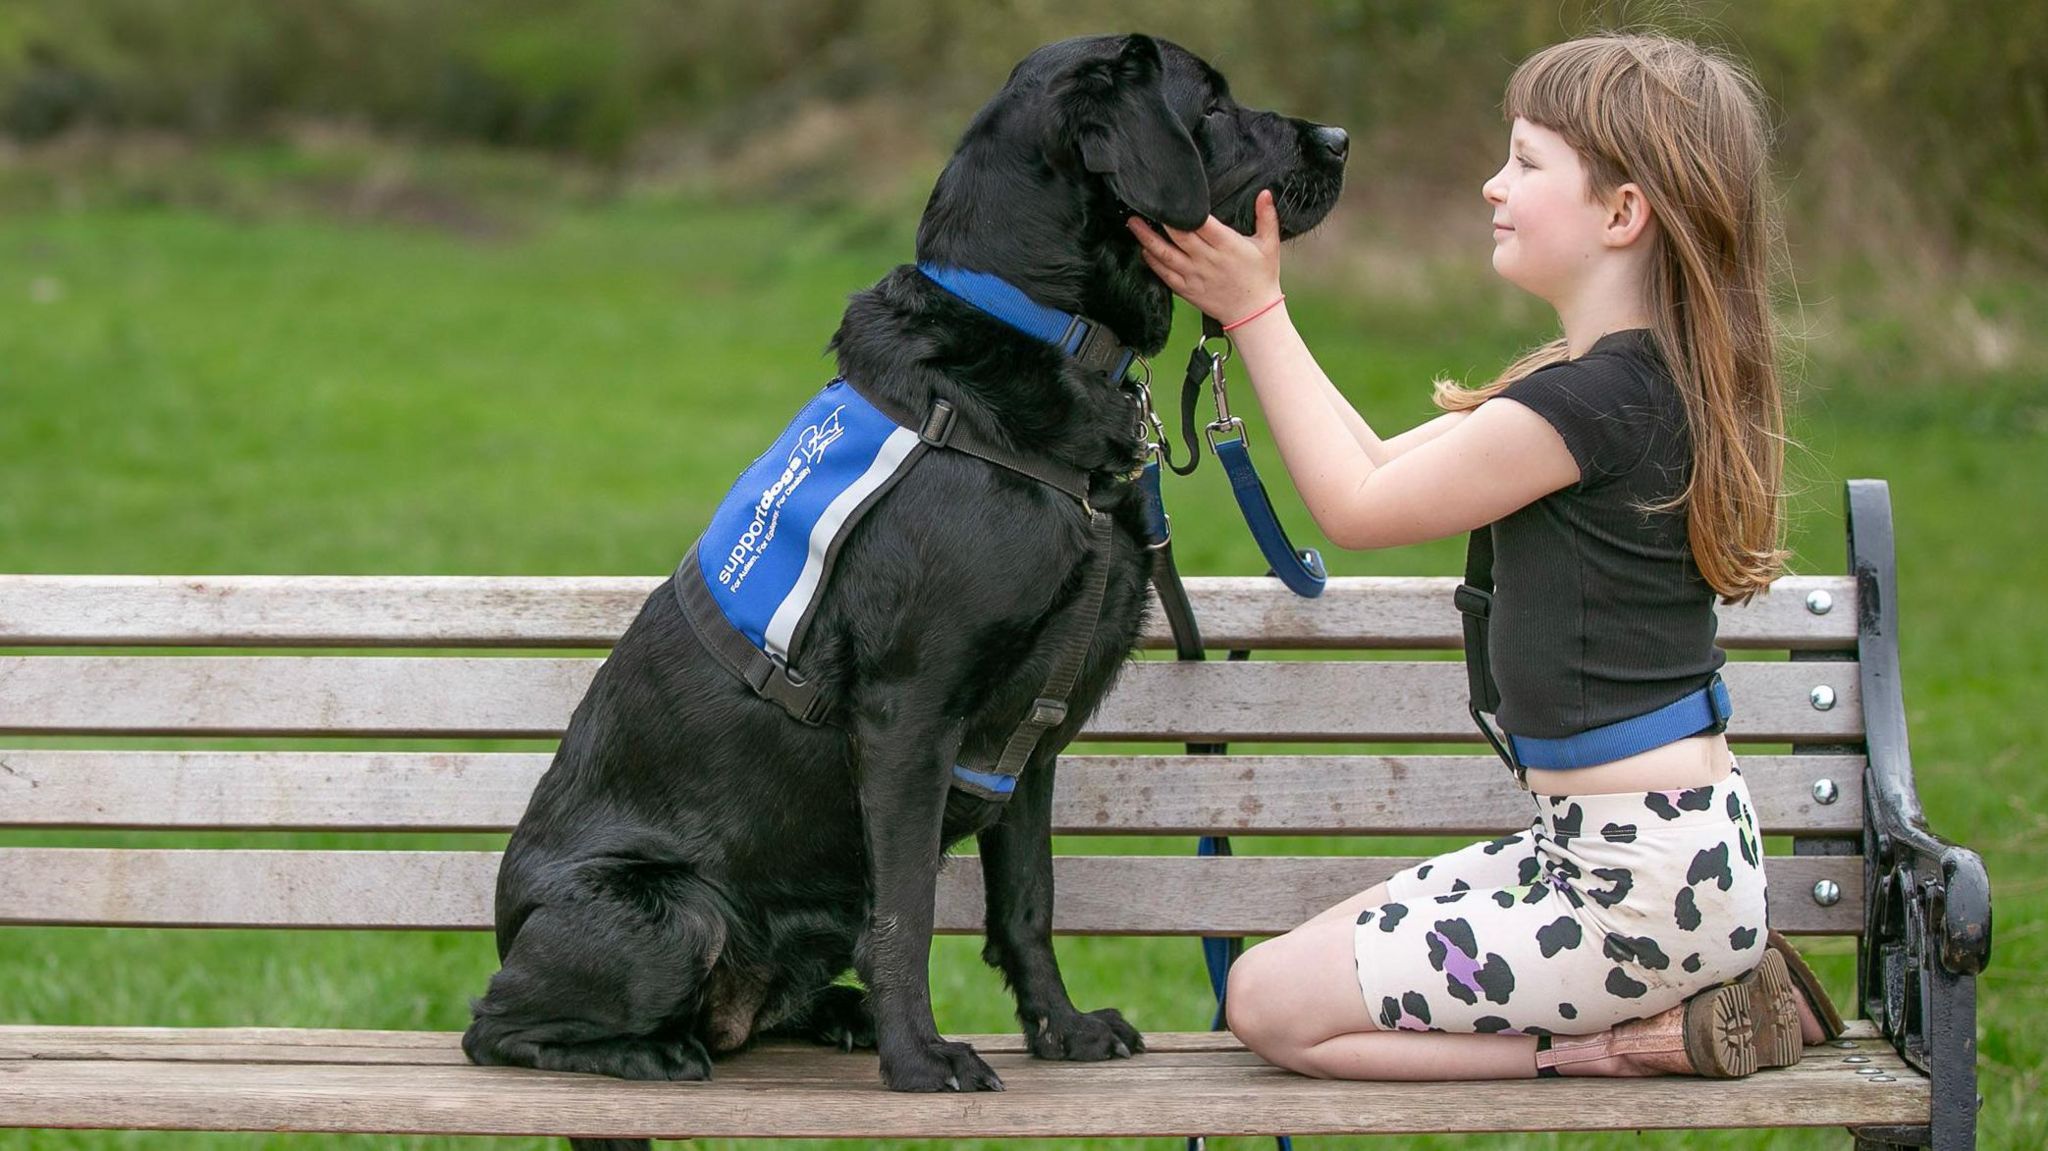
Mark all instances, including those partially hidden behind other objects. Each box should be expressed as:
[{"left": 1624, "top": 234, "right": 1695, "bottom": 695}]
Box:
[
  {"left": 1189, "top": 315, "right": 1325, "bottom": 597},
  {"left": 1142, "top": 460, "right": 1294, "bottom": 1151},
  {"left": 1142, "top": 315, "right": 1327, "bottom": 599},
  {"left": 1215, "top": 435, "right": 1327, "bottom": 598}
]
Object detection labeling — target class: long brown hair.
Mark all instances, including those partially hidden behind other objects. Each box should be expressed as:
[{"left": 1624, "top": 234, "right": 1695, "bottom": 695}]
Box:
[{"left": 1433, "top": 33, "right": 1792, "bottom": 604}]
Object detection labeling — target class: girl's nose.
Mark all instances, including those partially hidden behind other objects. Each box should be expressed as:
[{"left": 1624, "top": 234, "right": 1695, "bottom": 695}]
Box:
[{"left": 1482, "top": 167, "right": 1507, "bottom": 204}]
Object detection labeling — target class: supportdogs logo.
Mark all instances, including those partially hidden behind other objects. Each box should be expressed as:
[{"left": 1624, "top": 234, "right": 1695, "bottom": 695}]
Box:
[{"left": 719, "top": 406, "right": 847, "bottom": 591}]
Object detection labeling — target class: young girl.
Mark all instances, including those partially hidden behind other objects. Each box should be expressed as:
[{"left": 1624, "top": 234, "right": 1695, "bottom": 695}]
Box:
[{"left": 1127, "top": 33, "right": 1843, "bottom": 1080}]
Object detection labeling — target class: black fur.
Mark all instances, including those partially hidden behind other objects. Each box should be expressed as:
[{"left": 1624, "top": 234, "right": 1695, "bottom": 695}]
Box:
[{"left": 461, "top": 33, "right": 1344, "bottom": 1141}]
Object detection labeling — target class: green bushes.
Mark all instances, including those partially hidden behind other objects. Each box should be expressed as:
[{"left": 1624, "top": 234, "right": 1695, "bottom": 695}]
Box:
[{"left": 1, "top": 1, "right": 2039, "bottom": 257}]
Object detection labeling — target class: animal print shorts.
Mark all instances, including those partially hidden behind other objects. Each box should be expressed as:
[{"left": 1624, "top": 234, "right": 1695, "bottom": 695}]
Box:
[{"left": 1353, "top": 767, "right": 1769, "bottom": 1036}]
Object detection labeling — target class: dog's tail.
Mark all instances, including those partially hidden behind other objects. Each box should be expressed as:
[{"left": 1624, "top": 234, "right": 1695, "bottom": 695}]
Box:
[{"left": 568, "top": 1139, "right": 650, "bottom": 1151}]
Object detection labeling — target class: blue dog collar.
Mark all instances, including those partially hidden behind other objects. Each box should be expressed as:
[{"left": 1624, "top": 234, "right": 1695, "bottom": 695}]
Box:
[
  {"left": 917, "top": 263, "right": 1138, "bottom": 381},
  {"left": 1507, "top": 674, "right": 1733, "bottom": 771}
]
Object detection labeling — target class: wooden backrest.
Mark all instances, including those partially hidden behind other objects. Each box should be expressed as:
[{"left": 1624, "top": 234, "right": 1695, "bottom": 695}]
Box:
[{"left": 0, "top": 573, "right": 1867, "bottom": 938}]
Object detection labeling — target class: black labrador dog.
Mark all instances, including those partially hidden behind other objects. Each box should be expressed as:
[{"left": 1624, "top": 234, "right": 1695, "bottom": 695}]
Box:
[{"left": 463, "top": 30, "right": 1345, "bottom": 1118}]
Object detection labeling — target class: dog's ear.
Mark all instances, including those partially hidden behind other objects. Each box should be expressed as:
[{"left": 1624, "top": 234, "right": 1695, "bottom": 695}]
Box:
[{"left": 1055, "top": 34, "right": 1210, "bottom": 231}]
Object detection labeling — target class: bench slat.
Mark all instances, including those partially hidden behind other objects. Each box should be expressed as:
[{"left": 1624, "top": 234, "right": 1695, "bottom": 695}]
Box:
[
  {"left": 0, "top": 750, "right": 1868, "bottom": 835},
  {"left": 0, "top": 849, "right": 1864, "bottom": 934},
  {"left": 0, "top": 657, "right": 1863, "bottom": 741},
  {"left": 0, "top": 574, "right": 1857, "bottom": 650},
  {"left": 0, "top": 1024, "right": 1254, "bottom": 1063},
  {"left": 0, "top": 1022, "right": 1925, "bottom": 1137}
]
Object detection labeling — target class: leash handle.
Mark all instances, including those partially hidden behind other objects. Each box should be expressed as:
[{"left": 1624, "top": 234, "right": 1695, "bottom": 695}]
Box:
[
  {"left": 1213, "top": 435, "right": 1328, "bottom": 598},
  {"left": 1190, "top": 315, "right": 1326, "bottom": 598}
]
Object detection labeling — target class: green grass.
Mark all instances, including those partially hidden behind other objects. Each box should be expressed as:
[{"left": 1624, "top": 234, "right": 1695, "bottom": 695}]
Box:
[{"left": 1, "top": 185, "right": 2042, "bottom": 1150}]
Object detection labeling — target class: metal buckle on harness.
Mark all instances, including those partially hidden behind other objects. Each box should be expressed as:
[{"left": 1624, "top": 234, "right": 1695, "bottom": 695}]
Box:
[
  {"left": 1026, "top": 697, "right": 1069, "bottom": 728},
  {"left": 747, "top": 655, "right": 828, "bottom": 725},
  {"left": 920, "top": 400, "right": 956, "bottom": 447}
]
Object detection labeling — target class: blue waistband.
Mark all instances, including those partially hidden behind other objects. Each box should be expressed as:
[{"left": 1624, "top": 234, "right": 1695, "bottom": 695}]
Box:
[{"left": 1508, "top": 674, "right": 1732, "bottom": 771}]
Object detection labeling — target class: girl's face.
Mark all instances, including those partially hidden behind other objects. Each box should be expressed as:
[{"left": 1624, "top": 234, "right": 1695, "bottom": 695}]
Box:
[{"left": 1482, "top": 118, "right": 1611, "bottom": 303}]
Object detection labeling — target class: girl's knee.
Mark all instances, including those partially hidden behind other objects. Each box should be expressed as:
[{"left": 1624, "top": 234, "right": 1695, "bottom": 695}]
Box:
[{"left": 1224, "top": 939, "right": 1286, "bottom": 1053}]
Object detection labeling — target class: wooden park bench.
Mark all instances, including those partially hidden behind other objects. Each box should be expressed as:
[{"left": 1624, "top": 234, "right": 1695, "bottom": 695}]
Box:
[{"left": 0, "top": 478, "right": 1988, "bottom": 1147}]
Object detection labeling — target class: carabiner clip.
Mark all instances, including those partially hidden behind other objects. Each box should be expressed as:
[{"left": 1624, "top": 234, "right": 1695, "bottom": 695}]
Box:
[
  {"left": 1204, "top": 415, "right": 1247, "bottom": 452},
  {"left": 1201, "top": 332, "right": 1235, "bottom": 428}
]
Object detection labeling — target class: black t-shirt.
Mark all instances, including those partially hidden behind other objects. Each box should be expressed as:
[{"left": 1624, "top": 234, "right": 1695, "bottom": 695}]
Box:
[{"left": 1483, "top": 328, "right": 1726, "bottom": 739}]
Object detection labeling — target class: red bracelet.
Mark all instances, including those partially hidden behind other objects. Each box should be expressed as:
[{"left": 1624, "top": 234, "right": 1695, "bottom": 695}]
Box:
[{"left": 1220, "top": 294, "right": 1286, "bottom": 332}]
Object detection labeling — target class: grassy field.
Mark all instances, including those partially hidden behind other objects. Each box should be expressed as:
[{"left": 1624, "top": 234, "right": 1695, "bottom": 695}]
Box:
[{"left": 1, "top": 178, "right": 2042, "bottom": 1150}]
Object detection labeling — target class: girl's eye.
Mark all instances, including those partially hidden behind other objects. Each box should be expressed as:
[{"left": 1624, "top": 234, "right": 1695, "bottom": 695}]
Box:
[{"left": 1516, "top": 156, "right": 1535, "bottom": 170}]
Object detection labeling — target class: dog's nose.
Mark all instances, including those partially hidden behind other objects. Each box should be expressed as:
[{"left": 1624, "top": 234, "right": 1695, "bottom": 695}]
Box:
[{"left": 1313, "top": 126, "right": 1349, "bottom": 163}]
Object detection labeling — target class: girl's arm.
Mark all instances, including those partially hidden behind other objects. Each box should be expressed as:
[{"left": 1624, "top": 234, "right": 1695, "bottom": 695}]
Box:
[
  {"left": 1223, "top": 302, "right": 1575, "bottom": 547},
  {"left": 1128, "top": 194, "right": 1577, "bottom": 549},
  {"left": 1377, "top": 409, "right": 1470, "bottom": 460}
]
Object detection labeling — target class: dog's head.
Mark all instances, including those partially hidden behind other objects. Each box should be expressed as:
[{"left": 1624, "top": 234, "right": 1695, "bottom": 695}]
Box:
[
  {"left": 1048, "top": 33, "right": 1347, "bottom": 236},
  {"left": 916, "top": 34, "right": 1345, "bottom": 347}
]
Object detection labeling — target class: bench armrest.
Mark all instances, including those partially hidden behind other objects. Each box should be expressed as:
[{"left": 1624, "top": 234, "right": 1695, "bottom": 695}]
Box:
[{"left": 1846, "top": 479, "right": 1989, "bottom": 1151}]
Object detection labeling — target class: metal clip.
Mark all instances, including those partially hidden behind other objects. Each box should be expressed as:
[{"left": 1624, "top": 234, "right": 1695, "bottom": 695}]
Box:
[
  {"left": 1125, "top": 359, "right": 1159, "bottom": 451},
  {"left": 1205, "top": 415, "right": 1247, "bottom": 452},
  {"left": 1200, "top": 331, "right": 1245, "bottom": 448},
  {"left": 1204, "top": 333, "right": 1235, "bottom": 425}
]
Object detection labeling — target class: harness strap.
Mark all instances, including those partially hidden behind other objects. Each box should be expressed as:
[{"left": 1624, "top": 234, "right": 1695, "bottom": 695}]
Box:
[
  {"left": 856, "top": 384, "right": 1094, "bottom": 506},
  {"left": 1510, "top": 675, "right": 1732, "bottom": 770},
  {"left": 677, "top": 539, "right": 832, "bottom": 724},
  {"left": 1455, "top": 527, "right": 1521, "bottom": 778},
  {"left": 952, "top": 506, "right": 1116, "bottom": 800},
  {"left": 676, "top": 376, "right": 1114, "bottom": 800}
]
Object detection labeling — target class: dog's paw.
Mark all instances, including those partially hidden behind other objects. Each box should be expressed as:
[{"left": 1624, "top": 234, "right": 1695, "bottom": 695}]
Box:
[
  {"left": 880, "top": 1038, "right": 1004, "bottom": 1092},
  {"left": 1026, "top": 1007, "right": 1146, "bottom": 1062},
  {"left": 808, "top": 984, "right": 878, "bottom": 1052},
  {"left": 527, "top": 1033, "right": 714, "bottom": 1082}
]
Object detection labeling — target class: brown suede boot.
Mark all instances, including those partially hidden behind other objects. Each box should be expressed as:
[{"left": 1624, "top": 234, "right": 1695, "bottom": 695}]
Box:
[
  {"left": 1767, "top": 929, "right": 1847, "bottom": 1045},
  {"left": 1535, "top": 981, "right": 1757, "bottom": 1078},
  {"left": 1742, "top": 948, "right": 1805, "bottom": 1069}
]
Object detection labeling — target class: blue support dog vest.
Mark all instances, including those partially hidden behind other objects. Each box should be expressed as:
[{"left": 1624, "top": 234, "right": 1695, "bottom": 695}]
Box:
[
  {"left": 697, "top": 379, "right": 924, "bottom": 663},
  {"left": 676, "top": 266, "right": 1146, "bottom": 799},
  {"left": 674, "top": 356, "right": 1121, "bottom": 801}
]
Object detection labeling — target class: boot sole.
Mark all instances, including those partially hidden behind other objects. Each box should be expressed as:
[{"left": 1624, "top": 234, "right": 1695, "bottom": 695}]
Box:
[
  {"left": 1767, "top": 928, "right": 1848, "bottom": 1041},
  {"left": 1682, "top": 981, "right": 1757, "bottom": 1078},
  {"left": 1746, "top": 949, "right": 1805, "bottom": 1069}
]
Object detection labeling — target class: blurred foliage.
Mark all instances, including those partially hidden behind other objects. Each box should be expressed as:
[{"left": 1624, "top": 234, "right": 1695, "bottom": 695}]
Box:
[{"left": 0, "top": 0, "right": 2041, "bottom": 258}]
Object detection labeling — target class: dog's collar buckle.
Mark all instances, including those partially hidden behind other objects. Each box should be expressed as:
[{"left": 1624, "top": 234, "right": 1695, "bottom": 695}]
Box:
[{"left": 1059, "top": 315, "right": 1135, "bottom": 379}]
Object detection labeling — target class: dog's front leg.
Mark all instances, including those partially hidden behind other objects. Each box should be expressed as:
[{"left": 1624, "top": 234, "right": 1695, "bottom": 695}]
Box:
[
  {"left": 853, "top": 716, "right": 1004, "bottom": 1093},
  {"left": 978, "top": 751, "right": 1146, "bottom": 1061}
]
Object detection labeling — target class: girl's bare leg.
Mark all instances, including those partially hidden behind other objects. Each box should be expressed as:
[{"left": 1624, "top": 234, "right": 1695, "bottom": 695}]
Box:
[{"left": 1226, "top": 913, "right": 1539, "bottom": 1080}]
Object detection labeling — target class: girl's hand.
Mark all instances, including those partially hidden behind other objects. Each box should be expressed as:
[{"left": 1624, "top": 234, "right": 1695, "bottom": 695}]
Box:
[{"left": 1126, "top": 188, "right": 1284, "bottom": 326}]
